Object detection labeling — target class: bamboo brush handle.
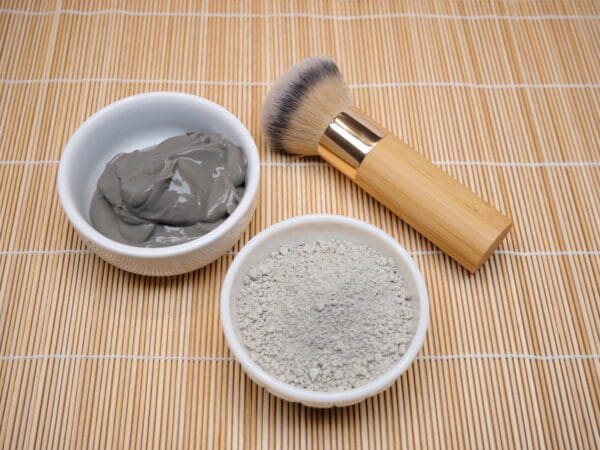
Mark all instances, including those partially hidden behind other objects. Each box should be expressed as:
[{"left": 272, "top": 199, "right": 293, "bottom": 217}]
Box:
[
  {"left": 355, "top": 135, "right": 512, "bottom": 272},
  {"left": 320, "top": 135, "right": 513, "bottom": 272}
]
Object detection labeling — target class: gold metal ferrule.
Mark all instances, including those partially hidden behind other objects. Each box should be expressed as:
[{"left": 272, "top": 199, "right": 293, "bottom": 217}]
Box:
[{"left": 319, "top": 107, "right": 387, "bottom": 168}]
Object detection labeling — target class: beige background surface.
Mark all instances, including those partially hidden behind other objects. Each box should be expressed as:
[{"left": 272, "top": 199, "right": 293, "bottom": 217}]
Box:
[{"left": 0, "top": 1, "right": 599, "bottom": 449}]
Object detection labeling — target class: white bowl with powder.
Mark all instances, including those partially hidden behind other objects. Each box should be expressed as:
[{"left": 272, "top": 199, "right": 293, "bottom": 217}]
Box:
[
  {"left": 57, "top": 92, "right": 260, "bottom": 276},
  {"left": 220, "top": 215, "right": 428, "bottom": 407}
]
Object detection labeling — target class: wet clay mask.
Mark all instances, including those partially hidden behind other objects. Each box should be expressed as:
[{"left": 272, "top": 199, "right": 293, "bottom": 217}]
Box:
[{"left": 90, "top": 132, "right": 247, "bottom": 247}]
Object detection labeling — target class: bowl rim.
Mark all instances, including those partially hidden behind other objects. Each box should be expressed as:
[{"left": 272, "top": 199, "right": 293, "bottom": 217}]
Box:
[
  {"left": 220, "top": 214, "right": 429, "bottom": 406},
  {"left": 57, "top": 91, "right": 260, "bottom": 258}
]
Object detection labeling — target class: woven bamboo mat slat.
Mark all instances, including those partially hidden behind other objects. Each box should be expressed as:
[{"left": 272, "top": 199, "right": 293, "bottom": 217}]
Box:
[{"left": 1, "top": 1, "right": 599, "bottom": 449}]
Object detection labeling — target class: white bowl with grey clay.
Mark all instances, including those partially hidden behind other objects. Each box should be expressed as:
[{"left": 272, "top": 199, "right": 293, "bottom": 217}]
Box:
[
  {"left": 57, "top": 92, "right": 260, "bottom": 276},
  {"left": 220, "top": 215, "right": 429, "bottom": 407}
]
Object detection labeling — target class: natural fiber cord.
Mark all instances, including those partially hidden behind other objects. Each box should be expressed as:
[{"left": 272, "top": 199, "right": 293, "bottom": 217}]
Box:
[{"left": 0, "top": 1, "right": 598, "bottom": 449}]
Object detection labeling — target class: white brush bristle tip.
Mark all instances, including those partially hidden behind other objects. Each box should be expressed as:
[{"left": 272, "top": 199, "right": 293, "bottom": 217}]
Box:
[{"left": 261, "top": 56, "right": 352, "bottom": 156}]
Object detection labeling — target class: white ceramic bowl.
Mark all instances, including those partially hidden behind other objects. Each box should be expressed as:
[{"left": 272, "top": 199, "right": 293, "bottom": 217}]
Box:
[
  {"left": 57, "top": 92, "right": 260, "bottom": 276},
  {"left": 220, "top": 215, "right": 429, "bottom": 407}
]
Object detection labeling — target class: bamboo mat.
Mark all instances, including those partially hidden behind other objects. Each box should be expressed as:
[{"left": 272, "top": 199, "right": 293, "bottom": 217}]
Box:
[{"left": 1, "top": 0, "right": 599, "bottom": 448}]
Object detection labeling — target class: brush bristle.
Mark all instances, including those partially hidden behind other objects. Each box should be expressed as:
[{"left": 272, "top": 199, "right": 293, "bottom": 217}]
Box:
[{"left": 261, "top": 56, "right": 352, "bottom": 156}]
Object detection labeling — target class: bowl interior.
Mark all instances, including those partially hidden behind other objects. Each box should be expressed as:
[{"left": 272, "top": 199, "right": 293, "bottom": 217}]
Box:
[
  {"left": 229, "top": 220, "right": 422, "bottom": 310},
  {"left": 223, "top": 215, "right": 428, "bottom": 406},
  {"left": 63, "top": 93, "right": 257, "bottom": 226}
]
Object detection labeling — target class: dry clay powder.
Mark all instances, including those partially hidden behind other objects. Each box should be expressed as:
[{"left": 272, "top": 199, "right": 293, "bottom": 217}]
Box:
[{"left": 234, "top": 239, "right": 418, "bottom": 392}]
